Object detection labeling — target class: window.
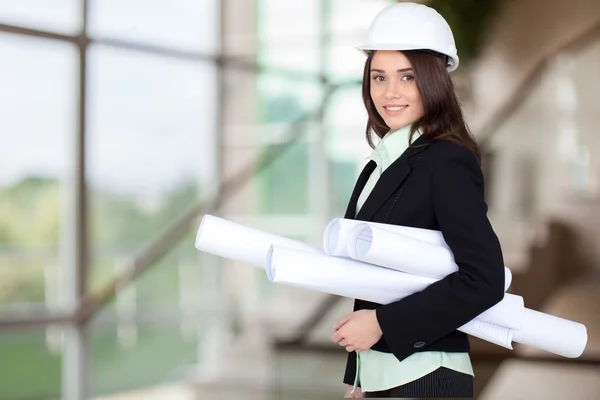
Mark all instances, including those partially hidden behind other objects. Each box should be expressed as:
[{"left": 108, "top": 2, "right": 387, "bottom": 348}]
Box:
[
  {"left": 86, "top": 44, "right": 217, "bottom": 289},
  {"left": 88, "top": 0, "right": 219, "bottom": 54},
  {"left": 254, "top": 73, "right": 322, "bottom": 215},
  {"left": 0, "top": 331, "right": 61, "bottom": 398},
  {"left": 86, "top": 42, "right": 217, "bottom": 397},
  {"left": 324, "top": 86, "right": 369, "bottom": 216},
  {"left": 0, "top": 33, "right": 76, "bottom": 400},
  {"left": 257, "top": 0, "right": 320, "bottom": 73},
  {"left": 0, "top": 0, "right": 81, "bottom": 34},
  {"left": 0, "top": 33, "right": 77, "bottom": 308},
  {"left": 328, "top": 0, "right": 392, "bottom": 82}
]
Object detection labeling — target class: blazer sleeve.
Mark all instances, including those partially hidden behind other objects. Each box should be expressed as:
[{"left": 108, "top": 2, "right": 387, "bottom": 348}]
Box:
[{"left": 374, "top": 143, "right": 506, "bottom": 362}]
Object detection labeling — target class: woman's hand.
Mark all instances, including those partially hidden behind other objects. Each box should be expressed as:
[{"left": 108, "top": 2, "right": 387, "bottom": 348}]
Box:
[
  {"left": 331, "top": 309, "right": 383, "bottom": 353},
  {"left": 345, "top": 385, "right": 363, "bottom": 398}
]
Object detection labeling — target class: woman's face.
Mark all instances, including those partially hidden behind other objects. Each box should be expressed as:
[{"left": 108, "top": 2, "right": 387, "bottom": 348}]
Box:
[{"left": 369, "top": 50, "right": 424, "bottom": 131}]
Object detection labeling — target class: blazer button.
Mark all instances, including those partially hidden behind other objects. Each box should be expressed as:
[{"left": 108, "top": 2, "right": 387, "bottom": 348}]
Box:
[{"left": 413, "top": 341, "right": 426, "bottom": 348}]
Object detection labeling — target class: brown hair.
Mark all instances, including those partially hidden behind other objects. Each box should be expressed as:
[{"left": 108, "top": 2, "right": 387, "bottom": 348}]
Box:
[{"left": 362, "top": 50, "right": 481, "bottom": 165}]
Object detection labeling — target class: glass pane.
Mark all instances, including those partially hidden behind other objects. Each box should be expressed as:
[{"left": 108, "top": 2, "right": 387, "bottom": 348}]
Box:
[
  {"left": 86, "top": 45, "right": 216, "bottom": 290},
  {"left": 0, "top": 330, "right": 61, "bottom": 398},
  {"left": 88, "top": 0, "right": 219, "bottom": 54},
  {"left": 257, "top": 0, "right": 320, "bottom": 74},
  {"left": 257, "top": 74, "right": 323, "bottom": 122},
  {"left": 0, "top": 33, "right": 77, "bottom": 308},
  {"left": 253, "top": 73, "right": 322, "bottom": 215},
  {"left": 91, "top": 319, "right": 202, "bottom": 395},
  {"left": 89, "top": 230, "right": 208, "bottom": 393},
  {"left": 257, "top": 140, "right": 310, "bottom": 214},
  {"left": 327, "top": 0, "right": 392, "bottom": 80},
  {"left": 0, "top": 0, "right": 81, "bottom": 34},
  {"left": 330, "top": 0, "right": 392, "bottom": 37},
  {"left": 328, "top": 0, "right": 393, "bottom": 81},
  {"left": 258, "top": 42, "right": 320, "bottom": 75},
  {"left": 328, "top": 38, "right": 369, "bottom": 83},
  {"left": 258, "top": 0, "right": 319, "bottom": 40},
  {"left": 325, "top": 86, "right": 369, "bottom": 216}
]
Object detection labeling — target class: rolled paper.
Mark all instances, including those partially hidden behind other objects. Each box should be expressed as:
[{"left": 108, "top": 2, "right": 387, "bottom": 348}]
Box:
[
  {"left": 347, "top": 223, "right": 513, "bottom": 290},
  {"left": 195, "top": 214, "right": 320, "bottom": 269},
  {"left": 323, "top": 218, "right": 449, "bottom": 257},
  {"left": 195, "top": 215, "right": 587, "bottom": 358},
  {"left": 267, "top": 245, "right": 514, "bottom": 349},
  {"left": 267, "top": 245, "right": 523, "bottom": 331},
  {"left": 511, "top": 308, "right": 588, "bottom": 358}
]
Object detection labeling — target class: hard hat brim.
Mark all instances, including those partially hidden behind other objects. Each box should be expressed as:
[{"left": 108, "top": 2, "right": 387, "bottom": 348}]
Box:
[{"left": 355, "top": 43, "right": 459, "bottom": 72}]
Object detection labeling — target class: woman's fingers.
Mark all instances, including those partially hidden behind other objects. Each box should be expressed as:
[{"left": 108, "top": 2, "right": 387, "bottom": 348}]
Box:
[
  {"left": 331, "top": 330, "right": 344, "bottom": 343},
  {"left": 334, "top": 315, "right": 351, "bottom": 330}
]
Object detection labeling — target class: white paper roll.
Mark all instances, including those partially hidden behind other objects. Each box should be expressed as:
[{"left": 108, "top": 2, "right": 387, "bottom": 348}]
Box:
[
  {"left": 323, "top": 218, "right": 449, "bottom": 257},
  {"left": 193, "top": 215, "right": 587, "bottom": 358},
  {"left": 195, "top": 214, "right": 320, "bottom": 269},
  {"left": 267, "top": 245, "right": 514, "bottom": 349},
  {"left": 512, "top": 308, "right": 587, "bottom": 358},
  {"left": 267, "top": 245, "right": 522, "bottom": 329},
  {"left": 347, "top": 224, "right": 513, "bottom": 292},
  {"left": 459, "top": 320, "right": 514, "bottom": 349}
]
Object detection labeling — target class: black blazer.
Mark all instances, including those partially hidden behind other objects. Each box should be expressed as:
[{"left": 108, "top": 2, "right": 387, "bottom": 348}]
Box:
[{"left": 342, "top": 134, "right": 506, "bottom": 386}]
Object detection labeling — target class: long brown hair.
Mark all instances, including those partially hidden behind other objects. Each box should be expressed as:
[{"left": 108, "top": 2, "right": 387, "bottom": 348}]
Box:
[{"left": 362, "top": 50, "right": 481, "bottom": 165}]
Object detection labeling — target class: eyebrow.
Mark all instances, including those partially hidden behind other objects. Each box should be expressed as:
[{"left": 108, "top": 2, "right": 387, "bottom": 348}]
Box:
[{"left": 370, "top": 68, "right": 413, "bottom": 73}]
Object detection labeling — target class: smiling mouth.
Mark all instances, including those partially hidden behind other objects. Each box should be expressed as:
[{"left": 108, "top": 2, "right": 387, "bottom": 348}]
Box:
[{"left": 383, "top": 105, "right": 408, "bottom": 115}]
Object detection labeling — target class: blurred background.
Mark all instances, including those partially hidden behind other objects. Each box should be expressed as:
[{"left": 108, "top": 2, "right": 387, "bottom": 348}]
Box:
[{"left": 0, "top": 0, "right": 599, "bottom": 399}]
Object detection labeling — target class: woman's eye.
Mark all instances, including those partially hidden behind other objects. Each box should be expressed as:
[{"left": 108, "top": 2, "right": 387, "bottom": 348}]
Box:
[
  {"left": 402, "top": 75, "right": 415, "bottom": 82},
  {"left": 372, "top": 75, "right": 386, "bottom": 82}
]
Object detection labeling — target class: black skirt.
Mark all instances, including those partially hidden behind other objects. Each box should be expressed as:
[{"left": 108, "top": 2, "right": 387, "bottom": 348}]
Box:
[{"left": 363, "top": 367, "right": 473, "bottom": 398}]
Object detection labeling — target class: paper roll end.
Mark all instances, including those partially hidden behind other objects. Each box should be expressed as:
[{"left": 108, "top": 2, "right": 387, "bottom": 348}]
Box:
[
  {"left": 266, "top": 245, "right": 276, "bottom": 281},
  {"left": 513, "top": 309, "right": 589, "bottom": 359},
  {"left": 323, "top": 218, "right": 341, "bottom": 255},
  {"left": 567, "top": 323, "right": 588, "bottom": 358},
  {"left": 346, "top": 224, "right": 372, "bottom": 259},
  {"left": 195, "top": 214, "right": 212, "bottom": 250},
  {"left": 504, "top": 267, "right": 512, "bottom": 291}
]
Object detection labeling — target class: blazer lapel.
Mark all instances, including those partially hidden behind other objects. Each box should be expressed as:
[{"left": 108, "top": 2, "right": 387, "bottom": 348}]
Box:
[
  {"left": 355, "top": 135, "right": 432, "bottom": 221},
  {"left": 344, "top": 160, "right": 377, "bottom": 219}
]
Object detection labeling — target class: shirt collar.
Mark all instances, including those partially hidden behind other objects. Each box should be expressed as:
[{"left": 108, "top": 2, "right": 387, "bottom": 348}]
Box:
[{"left": 371, "top": 124, "right": 421, "bottom": 168}]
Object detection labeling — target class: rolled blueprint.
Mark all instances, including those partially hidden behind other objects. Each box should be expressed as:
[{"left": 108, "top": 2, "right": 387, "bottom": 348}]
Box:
[
  {"left": 324, "top": 218, "right": 449, "bottom": 256},
  {"left": 195, "top": 214, "right": 320, "bottom": 269},
  {"left": 512, "top": 308, "right": 587, "bottom": 358},
  {"left": 267, "top": 245, "right": 523, "bottom": 330},
  {"left": 327, "top": 218, "right": 512, "bottom": 290},
  {"left": 347, "top": 223, "right": 513, "bottom": 284},
  {"left": 267, "top": 245, "right": 587, "bottom": 357},
  {"left": 267, "top": 245, "right": 514, "bottom": 348}
]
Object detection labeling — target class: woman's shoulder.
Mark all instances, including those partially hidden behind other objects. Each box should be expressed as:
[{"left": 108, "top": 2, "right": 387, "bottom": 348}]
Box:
[
  {"left": 426, "top": 139, "right": 476, "bottom": 158},
  {"left": 423, "top": 139, "right": 482, "bottom": 178}
]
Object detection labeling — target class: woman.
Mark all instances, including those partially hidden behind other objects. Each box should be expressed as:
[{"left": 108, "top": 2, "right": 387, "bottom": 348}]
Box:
[{"left": 330, "top": 3, "right": 505, "bottom": 398}]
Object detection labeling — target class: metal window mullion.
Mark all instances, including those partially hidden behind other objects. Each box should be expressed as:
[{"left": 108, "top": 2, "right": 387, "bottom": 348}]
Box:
[{"left": 61, "top": 0, "right": 90, "bottom": 398}]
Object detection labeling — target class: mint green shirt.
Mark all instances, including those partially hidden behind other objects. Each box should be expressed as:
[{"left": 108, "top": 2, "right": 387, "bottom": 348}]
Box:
[{"left": 352, "top": 124, "right": 474, "bottom": 393}]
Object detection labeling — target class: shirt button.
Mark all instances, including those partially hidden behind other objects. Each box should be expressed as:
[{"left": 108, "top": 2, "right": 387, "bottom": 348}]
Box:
[{"left": 413, "top": 341, "right": 426, "bottom": 348}]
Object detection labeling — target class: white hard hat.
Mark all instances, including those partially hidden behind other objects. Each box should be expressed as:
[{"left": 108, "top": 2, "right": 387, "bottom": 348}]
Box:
[{"left": 356, "top": 2, "right": 459, "bottom": 72}]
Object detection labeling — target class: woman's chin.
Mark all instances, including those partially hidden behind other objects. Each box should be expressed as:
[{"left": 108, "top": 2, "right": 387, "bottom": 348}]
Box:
[
  {"left": 385, "top": 121, "right": 411, "bottom": 131},
  {"left": 383, "top": 116, "right": 420, "bottom": 132}
]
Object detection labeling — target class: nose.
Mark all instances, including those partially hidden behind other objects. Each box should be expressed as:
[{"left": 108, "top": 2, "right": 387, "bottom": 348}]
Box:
[{"left": 383, "top": 82, "right": 401, "bottom": 100}]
